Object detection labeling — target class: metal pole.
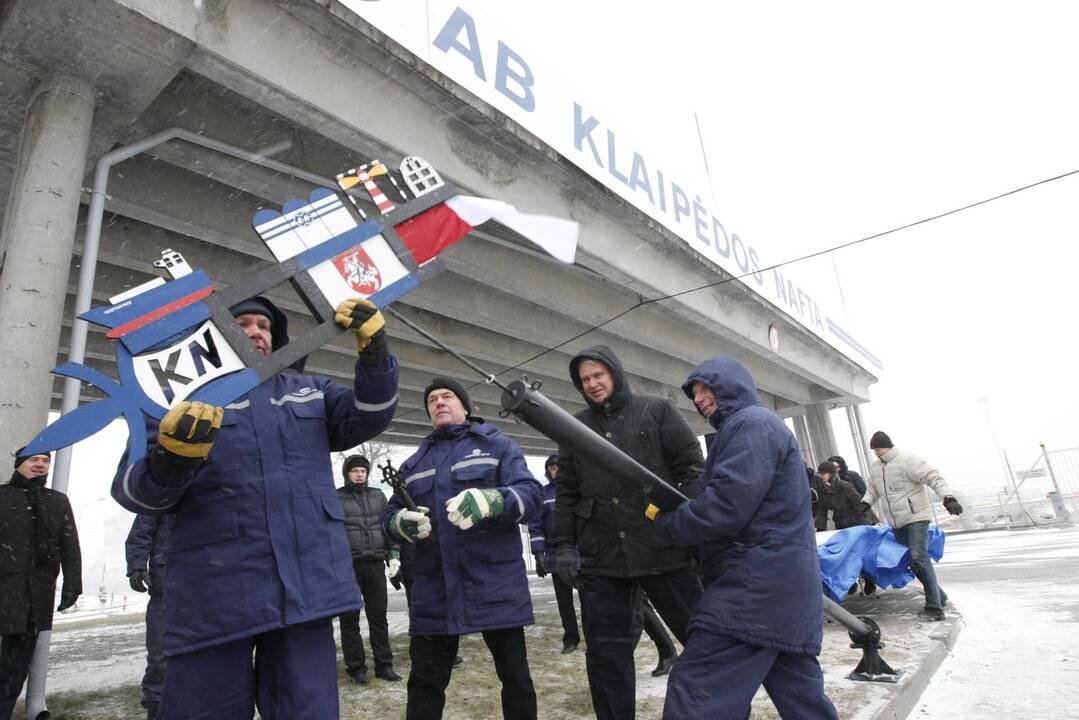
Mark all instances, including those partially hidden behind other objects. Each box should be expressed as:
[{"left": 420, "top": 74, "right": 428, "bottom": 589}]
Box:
[
  {"left": 1040, "top": 440, "right": 1066, "bottom": 500},
  {"left": 977, "top": 398, "right": 1014, "bottom": 511},
  {"left": 1003, "top": 451, "right": 1038, "bottom": 526},
  {"left": 851, "top": 404, "right": 873, "bottom": 480}
]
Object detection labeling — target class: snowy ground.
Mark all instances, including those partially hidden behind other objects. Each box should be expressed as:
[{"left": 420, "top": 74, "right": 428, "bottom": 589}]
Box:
[
  {"left": 910, "top": 525, "right": 1079, "bottom": 718},
  {"left": 22, "top": 526, "right": 1079, "bottom": 718}
]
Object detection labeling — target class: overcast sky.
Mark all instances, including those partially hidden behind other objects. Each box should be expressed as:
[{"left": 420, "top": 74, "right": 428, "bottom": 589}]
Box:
[
  {"left": 59, "top": 1, "right": 1079, "bottom": 574},
  {"left": 519, "top": 1, "right": 1079, "bottom": 498}
]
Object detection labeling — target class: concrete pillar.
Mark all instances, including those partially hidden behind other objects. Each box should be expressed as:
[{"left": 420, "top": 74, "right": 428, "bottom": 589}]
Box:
[
  {"left": 804, "top": 403, "right": 838, "bottom": 467},
  {"left": 847, "top": 404, "right": 872, "bottom": 477},
  {"left": 792, "top": 414, "right": 815, "bottom": 468},
  {"left": 0, "top": 75, "right": 95, "bottom": 450}
]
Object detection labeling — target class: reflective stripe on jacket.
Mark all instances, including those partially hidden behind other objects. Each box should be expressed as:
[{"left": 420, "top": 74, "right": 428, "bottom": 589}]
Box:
[
  {"left": 112, "top": 356, "right": 399, "bottom": 655},
  {"left": 383, "top": 419, "right": 542, "bottom": 636}
]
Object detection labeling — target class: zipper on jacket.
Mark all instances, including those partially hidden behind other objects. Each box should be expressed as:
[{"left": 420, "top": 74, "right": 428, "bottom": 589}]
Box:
[{"left": 881, "top": 464, "right": 897, "bottom": 525}]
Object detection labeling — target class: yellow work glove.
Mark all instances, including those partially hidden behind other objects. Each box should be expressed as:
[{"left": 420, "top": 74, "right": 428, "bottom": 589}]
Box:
[
  {"left": 335, "top": 297, "right": 388, "bottom": 362},
  {"left": 151, "top": 400, "right": 224, "bottom": 474}
]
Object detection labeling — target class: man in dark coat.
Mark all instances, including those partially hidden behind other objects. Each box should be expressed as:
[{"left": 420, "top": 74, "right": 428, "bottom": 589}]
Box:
[
  {"left": 554, "top": 345, "right": 704, "bottom": 720},
  {"left": 527, "top": 454, "right": 580, "bottom": 653},
  {"left": 125, "top": 513, "right": 170, "bottom": 720},
  {"left": 383, "top": 378, "right": 542, "bottom": 720},
  {"left": 112, "top": 296, "right": 396, "bottom": 720},
  {"left": 0, "top": 449, "right": 81, "bottom": 720},
  {"left": 650, "top": 357, "right": 838, "bottom": 719},
  {"left": 336, "top": 454, "right": 401, "bottom": 684}
]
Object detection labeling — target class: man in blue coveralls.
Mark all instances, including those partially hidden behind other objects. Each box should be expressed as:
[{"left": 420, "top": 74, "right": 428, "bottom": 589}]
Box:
[
  {"left": 125, "top": 513, "right": 169, "bottom": 720},
  {"left": 384, "top": 377, "right": 542, "bottom": 720},
  {"left": 647, "top": 357, "right": 838, "bottom": 720},
  {"left": 112, "top": 296, "right": 397, "bottom": 720}
]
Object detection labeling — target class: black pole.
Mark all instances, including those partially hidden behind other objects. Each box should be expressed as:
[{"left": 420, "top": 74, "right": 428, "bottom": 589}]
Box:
[{"left": 499, "top": 378, "right": 688, "bottom": 510}]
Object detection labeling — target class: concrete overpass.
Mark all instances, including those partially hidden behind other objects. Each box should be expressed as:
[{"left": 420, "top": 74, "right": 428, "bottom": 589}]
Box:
[{"left": 0, "top": 0, "right": 877, "bottom": 467}]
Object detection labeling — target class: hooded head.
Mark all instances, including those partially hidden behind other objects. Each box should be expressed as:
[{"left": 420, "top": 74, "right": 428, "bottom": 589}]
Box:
[
  {"left": 230, "top": 296, "right": 290, "bottom": 353},
  {"left": 570, "top": 345, "right": 630, "bottom": 410},
  {"left": 544, "top": 453, "right": 559, "bottom": 481},
  {"left": 827, "top": 455, "right": 848, "bottom": 474},
  {"left": 681, "top": 357, "right": 762, "bottom": 429}
]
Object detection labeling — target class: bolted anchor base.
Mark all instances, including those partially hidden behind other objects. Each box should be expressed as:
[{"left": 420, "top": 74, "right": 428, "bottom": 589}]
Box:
[{"left": 846, "top": 616, "right": 901, "bottom": 683}]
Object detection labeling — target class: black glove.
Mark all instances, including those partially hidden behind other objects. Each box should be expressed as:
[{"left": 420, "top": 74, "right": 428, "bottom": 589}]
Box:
[
  {"left": 943, "top": 496, "right": 963, "bottom": 515},
  {"left": 129, "top": 569, "right": 150, "bottom": 593},
  {"left": 150, "top": 401, "right": 224, "bottom": 475},
  {"left": 859, "top": 501, "right": 871, "bottom": 516},
  {"left": 534, "top": 553, "right": 548, "bottom": 578},
  {"left": 556, "top": 546, "right": 581, "bottom": 589},
  {"left": 389, "top": 572, "right": 402, "bottom": 591},
  {"left": 57, "top": 589, "right": 79, "bottom": 612}
]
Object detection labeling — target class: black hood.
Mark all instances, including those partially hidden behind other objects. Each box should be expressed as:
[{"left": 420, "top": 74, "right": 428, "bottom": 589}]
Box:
[
  {"left": 569, "top": 345, "right": 631, "bottom": 411},
  {"left": 230, "top": 295, "right": 306, "bottom": 372},
  {"left": 827, "top": 455, "right": 848, "bottom": 474},
  {"left": 544, "top": 453, "right": 558, "bottom": 481}
]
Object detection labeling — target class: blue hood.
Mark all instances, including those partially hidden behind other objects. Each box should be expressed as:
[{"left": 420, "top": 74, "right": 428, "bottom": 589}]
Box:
[{"left": 681, "top": 357, "right": 762, "bottom": 429}]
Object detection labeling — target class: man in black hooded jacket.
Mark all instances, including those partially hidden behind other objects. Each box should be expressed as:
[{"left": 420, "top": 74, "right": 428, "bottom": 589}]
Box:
[
  {"left": 0, "top": 448, "right": 81, "bottom": 720},
  {"left": 554, "top": 345, "right": 704, "bottom": 720}
]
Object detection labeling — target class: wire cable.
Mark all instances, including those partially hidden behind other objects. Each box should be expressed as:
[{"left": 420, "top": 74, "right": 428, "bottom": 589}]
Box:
[{"left": 391, "top": 166, "right": 1079, "bottom": 418}]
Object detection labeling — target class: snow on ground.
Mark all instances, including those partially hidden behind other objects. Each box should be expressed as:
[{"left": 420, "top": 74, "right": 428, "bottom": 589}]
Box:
[{"left": 911, "top": 526, "right": 1079, "bottom": 718}]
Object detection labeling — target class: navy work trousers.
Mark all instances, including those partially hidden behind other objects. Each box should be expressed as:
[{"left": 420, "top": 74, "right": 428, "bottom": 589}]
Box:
[
  {"left": 579, "top": 568, "right": 702, "bottom": 720},
  {"left": 160, "top": 618, "right": 338, "bottom": 720},
  {"left": 663, "top": 629, "right": 838, "bottom": 720},
  {"left": 141, "top": 587, "right": 166, "bottom": 707},
  {"left": 406, "top": 627, "right": 536, "bottom": 720}
]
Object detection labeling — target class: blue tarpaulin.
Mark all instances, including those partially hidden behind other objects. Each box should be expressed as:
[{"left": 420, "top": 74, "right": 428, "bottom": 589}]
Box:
[{"left": 816, "top": 525, "right": 945, "bottom": 603}]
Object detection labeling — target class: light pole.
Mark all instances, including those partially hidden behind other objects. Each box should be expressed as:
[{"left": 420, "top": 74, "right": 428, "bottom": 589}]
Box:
[
  {"left": 977, "top": 397, "right": 1013, "bottom": 489},
  {"left": 979, "top": 397, "right": 1035, "bottom": 525}
]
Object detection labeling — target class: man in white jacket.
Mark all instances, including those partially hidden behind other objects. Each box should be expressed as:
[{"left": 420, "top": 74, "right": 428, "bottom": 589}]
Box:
[{"left": 862, "top": 431, "right": 963, "bottom": 620}]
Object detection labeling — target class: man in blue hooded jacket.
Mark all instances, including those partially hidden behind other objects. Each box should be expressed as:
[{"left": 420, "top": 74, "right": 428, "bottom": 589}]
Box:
[
  {"left": 112, "top": 295, "right": 396, "bottom": 720},
  {"left": 648, "top": 357, "right": 838, "bottom": 720},
  {"left": 383, "top": 377, "right": 542, "bottom": 720},
  {"left": 527, "top": 454, "right": 581, "bottom": 653},
  {"left": 125, "top": 513, "right": 170, "bottom": 720}
]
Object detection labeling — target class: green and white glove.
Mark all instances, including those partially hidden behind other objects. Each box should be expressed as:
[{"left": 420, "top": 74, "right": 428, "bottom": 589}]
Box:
[
  {"left": 445, "top": 488, "right": 504, "bottom": 530},
  {"left": 387, "top": 551, "right": 402, "bottom": 578},
  {"left": 390, "top": 506, "right": 431, "bottom": 542}
]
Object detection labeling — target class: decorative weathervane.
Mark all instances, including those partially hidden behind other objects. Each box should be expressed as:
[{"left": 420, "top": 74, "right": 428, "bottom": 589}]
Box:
[{"left": 23, "top": 155, "right": 577, "bottom": 463}]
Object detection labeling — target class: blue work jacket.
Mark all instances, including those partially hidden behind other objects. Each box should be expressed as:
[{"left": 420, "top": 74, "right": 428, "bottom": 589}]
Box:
[
  {"left": 383, "top": 419, "right": 542, "bottom": 636},
  {"left": 112, "top": 356, "right": 399, "bottom": 655},
  {"left": 527, "top": 482, "right": 558, "bottom": 568},
  {"left": 654, "top": 357, "right": 824, "bottom": 655}
]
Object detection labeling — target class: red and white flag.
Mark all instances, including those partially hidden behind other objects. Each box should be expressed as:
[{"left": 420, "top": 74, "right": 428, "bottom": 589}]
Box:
[{"left": 395, "top": 195, "right": 578, "bottom": 265}]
